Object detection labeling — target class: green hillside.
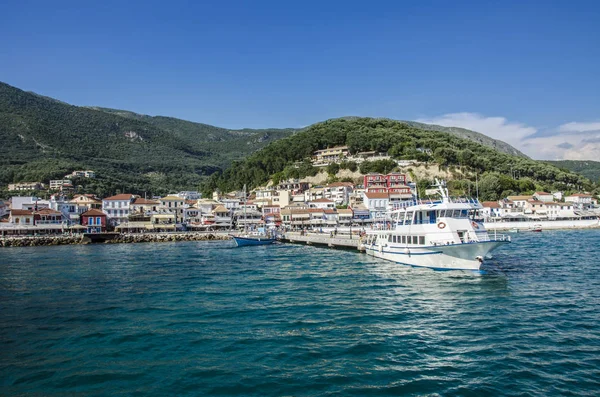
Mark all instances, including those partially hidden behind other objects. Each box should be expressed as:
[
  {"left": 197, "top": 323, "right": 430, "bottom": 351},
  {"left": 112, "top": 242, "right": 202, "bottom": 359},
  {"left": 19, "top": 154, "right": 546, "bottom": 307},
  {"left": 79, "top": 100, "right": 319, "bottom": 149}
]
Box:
[
  {"left": 203, "top": 118, "right": 596, "bottom": 201},
  {"left": 0, "top": 82, "right": 296, "bottom": 197},
  {"left": 88, "top": 107, "right": 298, "bottom": 161},
  {"left": 546, "top": 160, "right": 600, "bottom": 183},
  {"left": 403, "top": 121, "right": 529, "bottom": 158}
]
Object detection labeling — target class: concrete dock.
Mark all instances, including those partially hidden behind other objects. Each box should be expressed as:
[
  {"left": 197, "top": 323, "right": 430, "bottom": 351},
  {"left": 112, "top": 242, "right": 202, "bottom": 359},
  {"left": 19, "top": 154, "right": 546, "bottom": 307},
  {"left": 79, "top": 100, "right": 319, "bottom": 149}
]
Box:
[{"left": 280, "top": 231, "right": 365, "bottom": 251}]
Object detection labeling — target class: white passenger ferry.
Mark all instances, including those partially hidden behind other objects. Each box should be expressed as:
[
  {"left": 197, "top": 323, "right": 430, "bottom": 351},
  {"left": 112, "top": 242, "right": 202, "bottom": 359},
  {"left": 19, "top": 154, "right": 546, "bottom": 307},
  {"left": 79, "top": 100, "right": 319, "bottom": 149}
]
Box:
[{"left": 363, "top": 180, "right": 511, "bottom": 271}]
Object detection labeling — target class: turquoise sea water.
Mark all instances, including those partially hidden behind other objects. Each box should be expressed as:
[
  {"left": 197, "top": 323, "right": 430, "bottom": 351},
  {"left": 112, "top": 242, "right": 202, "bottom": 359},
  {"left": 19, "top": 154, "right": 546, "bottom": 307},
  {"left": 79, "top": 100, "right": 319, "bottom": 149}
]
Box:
[{"left": 1, "top": 230, "right": 600, "bottom": 396}]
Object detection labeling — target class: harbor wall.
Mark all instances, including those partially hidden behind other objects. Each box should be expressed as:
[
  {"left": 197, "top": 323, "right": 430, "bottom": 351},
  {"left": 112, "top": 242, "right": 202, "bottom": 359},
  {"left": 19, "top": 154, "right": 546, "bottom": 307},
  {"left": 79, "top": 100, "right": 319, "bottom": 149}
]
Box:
[{"left": 0, "top": 232, "right": 232, "bottom": 248}]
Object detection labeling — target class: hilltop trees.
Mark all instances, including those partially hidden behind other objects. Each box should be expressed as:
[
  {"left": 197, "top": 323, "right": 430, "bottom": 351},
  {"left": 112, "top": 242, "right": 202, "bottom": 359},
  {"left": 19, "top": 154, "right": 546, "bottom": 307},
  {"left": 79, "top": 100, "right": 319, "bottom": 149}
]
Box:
[{"left": 201, "top": 118, "right": 595, "bottom": 196}]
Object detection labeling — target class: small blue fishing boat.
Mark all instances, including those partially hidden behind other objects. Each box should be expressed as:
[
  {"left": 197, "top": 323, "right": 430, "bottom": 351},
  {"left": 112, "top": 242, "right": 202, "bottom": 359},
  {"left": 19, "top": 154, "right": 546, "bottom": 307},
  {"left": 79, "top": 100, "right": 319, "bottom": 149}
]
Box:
[{"left": 233, "top": 235, "right": 277, "bottom": 247}]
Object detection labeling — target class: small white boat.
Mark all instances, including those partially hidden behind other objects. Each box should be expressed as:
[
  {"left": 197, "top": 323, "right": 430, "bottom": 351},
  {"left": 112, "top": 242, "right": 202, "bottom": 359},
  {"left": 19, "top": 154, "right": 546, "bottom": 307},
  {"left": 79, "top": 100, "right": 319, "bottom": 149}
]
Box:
[{"left": 362, "top": 180, "right": 510, "bottom": 271}]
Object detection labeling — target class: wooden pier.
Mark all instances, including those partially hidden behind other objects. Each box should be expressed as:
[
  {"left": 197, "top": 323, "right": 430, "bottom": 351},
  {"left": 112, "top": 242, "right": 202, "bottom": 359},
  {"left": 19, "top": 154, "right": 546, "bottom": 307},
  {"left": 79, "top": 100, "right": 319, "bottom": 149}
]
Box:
[{"left": 280, "top": 232, "right": 365, "bottom": 251}]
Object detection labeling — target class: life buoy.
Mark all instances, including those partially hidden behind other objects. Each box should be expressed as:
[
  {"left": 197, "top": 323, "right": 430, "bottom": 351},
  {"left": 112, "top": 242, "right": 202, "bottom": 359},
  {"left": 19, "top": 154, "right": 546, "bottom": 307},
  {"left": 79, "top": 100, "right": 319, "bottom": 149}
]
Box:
[
  {"left": 437, "top": 222, "right": 446, "bottom": 229},
  {"left": 471, "top": 221, "right": 479, "bottom": 229}
]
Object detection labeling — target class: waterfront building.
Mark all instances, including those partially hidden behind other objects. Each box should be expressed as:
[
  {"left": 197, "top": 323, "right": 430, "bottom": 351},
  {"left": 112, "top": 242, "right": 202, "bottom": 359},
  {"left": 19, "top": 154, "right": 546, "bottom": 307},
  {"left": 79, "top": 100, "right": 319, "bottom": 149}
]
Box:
[
  {"left": 81, "top": 209, "right": 107, "bottom": 233},
  {"left": 102, "top": 194, "right": 136, "bottom": 226},
  {"left": 34, "top": 208, "right": 63, "bottom": 225},
  {"left": 533, "top": 191, "right": 554, "bottom": 203},
  {"left": 151, "top": 213, "right": 176, "bottom": 231},
  {"left": 159, "top": 195, "right": 185, "bottom": 223},
  {"left": 308, "top": 208, "right": 326, "bottom": 227},
  {"left": 323, "top": 182, "right": 354, "bottom": 205},
  {"left": 131, "top": 197, "right": 160, "bottom": 215},
  {"left": 70, "top": 195, "right": 102, "bottom": 211},
  {"left": 212, "top": 205, "right": 232, "bottom": 229},
  {"left": 565, "top": 193, "right": 593, "bottom": 209},
  {"left": 280, "top": 208, "right": 310, "bottom": 228},
  {"left": 8, "top": 209, "right": 34, "bottom": 226},
  {"left": 507, "top": 195, "right": 534, "bottom": 209},
  {"left": 337, "top": 208, "right": 354, "bottom": 226},
  {"left": 363, "top": 192, "right": 389, "bottom": 221},
  {"left": 308, "top": 198, "right": 335, "bottom": 209},
  {"left": 10, "top": 196, "right": 49, "bottom": 211},
  {"left": 350, "top": 204, "right": 371, "bottom": 225},
  {"left": 481, "top": 201, "right": 503, "bottom": 218}
]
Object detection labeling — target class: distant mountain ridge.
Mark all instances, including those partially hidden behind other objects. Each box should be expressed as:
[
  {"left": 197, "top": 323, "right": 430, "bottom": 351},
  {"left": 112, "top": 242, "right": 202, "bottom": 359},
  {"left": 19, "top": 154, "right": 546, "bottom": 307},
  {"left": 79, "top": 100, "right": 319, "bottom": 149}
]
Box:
[
  {"left": 545, "top": 160, "right": 600, "bottom": 183},
  {"left": 402, "top": 121, "right": 529, "bottom": 158}
]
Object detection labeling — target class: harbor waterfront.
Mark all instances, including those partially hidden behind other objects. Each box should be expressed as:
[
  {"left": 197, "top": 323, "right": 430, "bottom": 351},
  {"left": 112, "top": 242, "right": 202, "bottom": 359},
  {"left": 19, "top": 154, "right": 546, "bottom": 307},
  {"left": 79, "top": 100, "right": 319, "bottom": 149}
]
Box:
[{"left": 2, "top": 230, "right": 600, "bottom": 396}]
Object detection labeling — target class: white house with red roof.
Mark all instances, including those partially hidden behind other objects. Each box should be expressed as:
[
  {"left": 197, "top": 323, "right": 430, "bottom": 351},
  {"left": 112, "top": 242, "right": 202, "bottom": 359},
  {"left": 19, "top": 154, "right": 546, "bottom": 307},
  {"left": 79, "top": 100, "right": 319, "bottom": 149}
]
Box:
[
  {"left": 533, "top": 191, "right": 554, "bottom": 203},
  {"left": 565, "top": 193, "right": 593, "bottom": 209},
  {"left": 102, "top": 194, "right": 137, "bottom": 226},
  {"left": 308, "top": 198, "right": 336, "bottom": 209},
  {"left": 363, "top": 191, "right": 389, "bottom": 220}
]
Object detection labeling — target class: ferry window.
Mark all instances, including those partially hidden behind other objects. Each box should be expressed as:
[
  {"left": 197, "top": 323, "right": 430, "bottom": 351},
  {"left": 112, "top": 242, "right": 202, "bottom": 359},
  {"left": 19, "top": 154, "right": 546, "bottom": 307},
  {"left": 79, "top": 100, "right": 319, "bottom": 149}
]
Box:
[
  {"left": 402, "top": 235, "right": 406, "bottom": 244},
  {"left": 440, "top": 210, "right": 446, "bottom": 217},
  {"left": 419, "top": 236, "right": 425, "bottom": 245},
  {"left": 461, "top": 210, "right": 468, "bottom": 218},
  {"left": 412, "top": 236, "right": 418, "bottom": 245}
]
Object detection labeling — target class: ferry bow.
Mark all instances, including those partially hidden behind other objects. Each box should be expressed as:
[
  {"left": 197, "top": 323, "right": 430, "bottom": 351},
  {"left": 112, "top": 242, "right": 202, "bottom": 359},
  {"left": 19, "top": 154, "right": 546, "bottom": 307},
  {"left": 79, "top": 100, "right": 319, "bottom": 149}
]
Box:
[{"left": 363, "top": 180, "right": 510, "bottom": 271}]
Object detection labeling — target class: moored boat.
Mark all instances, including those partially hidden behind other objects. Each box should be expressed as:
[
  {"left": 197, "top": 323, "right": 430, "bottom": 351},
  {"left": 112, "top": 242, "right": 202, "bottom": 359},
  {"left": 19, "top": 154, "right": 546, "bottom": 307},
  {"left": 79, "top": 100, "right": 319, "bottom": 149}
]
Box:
[
  {"left": 529, "top": 224, "right": 542, "bottom": 232},
  {"left": 362, "top": 180, "right": 510, "bottom": 271},
  {"left": 233, "top": 235, "right": 277, "bottom": 247}
]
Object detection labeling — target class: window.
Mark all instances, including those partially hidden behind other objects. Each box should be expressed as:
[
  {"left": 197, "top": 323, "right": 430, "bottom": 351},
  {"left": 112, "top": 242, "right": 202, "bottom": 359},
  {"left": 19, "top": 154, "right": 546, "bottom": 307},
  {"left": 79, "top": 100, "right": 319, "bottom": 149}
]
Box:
[
  {"left": 96, "top": 217, "right": 101, "bottom": 225},
  {"left": 412, "top": 236, "right": 418, "bottom": 245},
  {"left": 89, "top": 217, "right": 94, "bottom": 225},
  {"left": 25, "top": 218, "right": 30, "bottom": 224},
  {"left": 419, "top": 236, "right": 425, "bottom": 245},
  {"left": 402, "top": 236, "right": 406, "bottom": 244},
  {"left": 15, "top": 218, "right": 19, "bottom": 224}
]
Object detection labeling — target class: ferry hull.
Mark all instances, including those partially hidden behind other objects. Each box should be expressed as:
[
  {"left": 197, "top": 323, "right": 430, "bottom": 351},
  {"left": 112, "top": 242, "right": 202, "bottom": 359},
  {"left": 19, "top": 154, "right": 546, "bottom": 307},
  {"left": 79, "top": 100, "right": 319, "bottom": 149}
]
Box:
[{"left": 364, "top": 241, "right": 508, "bottom": 271}]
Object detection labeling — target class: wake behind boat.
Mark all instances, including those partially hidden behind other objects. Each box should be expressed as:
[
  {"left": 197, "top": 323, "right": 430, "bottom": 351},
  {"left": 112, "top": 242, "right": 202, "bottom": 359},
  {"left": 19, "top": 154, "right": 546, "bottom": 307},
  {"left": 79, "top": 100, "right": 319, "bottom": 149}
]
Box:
[{"left": 363, "top": 180, "right": 510, "bottom": 271}]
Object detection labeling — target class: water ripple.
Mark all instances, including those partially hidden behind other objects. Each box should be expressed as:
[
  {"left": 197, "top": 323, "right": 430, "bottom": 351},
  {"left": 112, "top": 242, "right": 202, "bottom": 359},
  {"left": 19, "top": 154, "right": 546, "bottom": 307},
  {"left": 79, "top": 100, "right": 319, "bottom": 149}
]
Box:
[{"left": 1, "top": 231, "right": 600, "bottom": 395}]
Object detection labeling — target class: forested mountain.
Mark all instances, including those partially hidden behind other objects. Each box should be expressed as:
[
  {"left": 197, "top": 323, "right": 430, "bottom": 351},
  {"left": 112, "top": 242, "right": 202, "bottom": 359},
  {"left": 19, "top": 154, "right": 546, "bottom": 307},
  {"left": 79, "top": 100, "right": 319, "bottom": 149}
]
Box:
[
  {"left": 203, "top": 118, "right": 597, "bottom": 201},
  {"left": 0, "top": 82, "right": 296, "bottom": 197},
  {"left": 2, "top": 81, "right": 594, "bottom": 201},
  {"left": 546, "top": 160, "right": 600, "bottom": 183},
  {"left": 88, "top": 107, "right": 298, "bottom": 161}
]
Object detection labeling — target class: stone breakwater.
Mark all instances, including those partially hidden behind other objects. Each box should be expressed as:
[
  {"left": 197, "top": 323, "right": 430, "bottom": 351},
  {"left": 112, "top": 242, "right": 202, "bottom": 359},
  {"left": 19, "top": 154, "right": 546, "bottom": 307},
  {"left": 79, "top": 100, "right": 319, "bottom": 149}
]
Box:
[
  {"left": 107, "top": 233, "right": 231, "bottom": 244},
  {"left": 0, "top": 233, "right": 231, "bottom": 248}
]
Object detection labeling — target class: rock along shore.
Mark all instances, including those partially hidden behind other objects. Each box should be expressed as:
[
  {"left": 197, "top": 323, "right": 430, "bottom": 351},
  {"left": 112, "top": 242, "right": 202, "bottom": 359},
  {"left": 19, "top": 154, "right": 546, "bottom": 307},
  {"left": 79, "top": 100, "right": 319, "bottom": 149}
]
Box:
[{"left": 0, "top": 232, "right": 232, "bottom": 248}]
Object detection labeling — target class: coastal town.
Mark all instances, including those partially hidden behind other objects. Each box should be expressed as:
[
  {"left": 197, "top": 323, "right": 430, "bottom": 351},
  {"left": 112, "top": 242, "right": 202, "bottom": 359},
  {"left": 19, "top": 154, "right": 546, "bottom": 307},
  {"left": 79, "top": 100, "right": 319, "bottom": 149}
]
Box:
[{"left": 1, "top": 146, "right": 599, "bottom": 238}]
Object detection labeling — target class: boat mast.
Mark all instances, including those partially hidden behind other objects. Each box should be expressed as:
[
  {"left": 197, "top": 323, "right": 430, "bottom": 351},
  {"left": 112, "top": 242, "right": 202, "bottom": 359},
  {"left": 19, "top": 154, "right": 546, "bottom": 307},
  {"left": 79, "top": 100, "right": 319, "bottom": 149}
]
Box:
[{"left": 243, "top": 184, "right": 247, "bottom": 233}]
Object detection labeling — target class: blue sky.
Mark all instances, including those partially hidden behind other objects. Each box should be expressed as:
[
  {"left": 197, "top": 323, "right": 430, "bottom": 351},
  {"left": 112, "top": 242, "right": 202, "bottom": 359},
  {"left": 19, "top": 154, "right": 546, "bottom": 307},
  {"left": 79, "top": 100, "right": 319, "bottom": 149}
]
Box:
[{"left": 1, "top": 0, "right": 599, "bottom": 159}]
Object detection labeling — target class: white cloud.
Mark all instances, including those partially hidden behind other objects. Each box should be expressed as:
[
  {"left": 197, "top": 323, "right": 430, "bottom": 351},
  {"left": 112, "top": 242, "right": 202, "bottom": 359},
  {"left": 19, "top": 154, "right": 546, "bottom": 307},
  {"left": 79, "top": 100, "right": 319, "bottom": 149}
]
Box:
[
  {"left": 416, "top": 112, "right": 600, "bottom": 161},
  {"left": 558, "top": 121, "right": 600, "bottom": 133},
  {"left": 416, "top": 112, "right": 537, "bottom": 151}
]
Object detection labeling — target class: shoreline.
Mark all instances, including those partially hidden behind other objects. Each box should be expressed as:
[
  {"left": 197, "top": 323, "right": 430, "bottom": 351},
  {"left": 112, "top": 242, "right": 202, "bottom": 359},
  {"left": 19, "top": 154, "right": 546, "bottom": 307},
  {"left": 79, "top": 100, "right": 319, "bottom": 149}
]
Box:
[{"left": 0, "top": 232, "right": 232, "bottom": 248}]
